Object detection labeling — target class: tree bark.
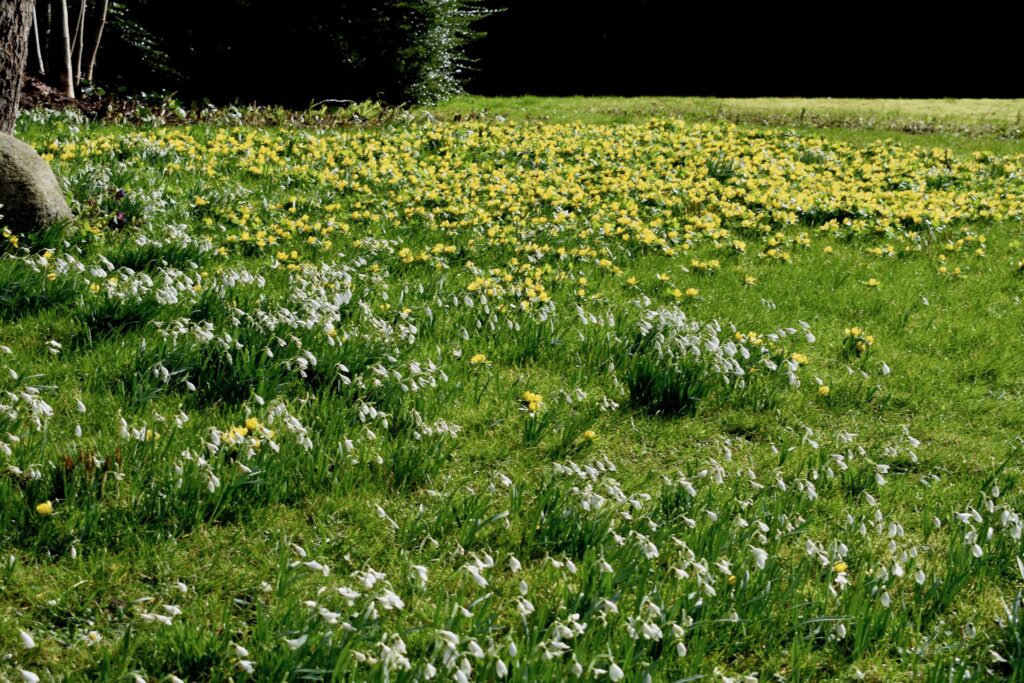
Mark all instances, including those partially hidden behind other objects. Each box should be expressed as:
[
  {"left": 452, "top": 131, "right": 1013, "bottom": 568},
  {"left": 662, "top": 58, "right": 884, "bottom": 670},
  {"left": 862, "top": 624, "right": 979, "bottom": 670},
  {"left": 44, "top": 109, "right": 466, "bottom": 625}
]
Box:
[
  {"left": 53, "top": 0, "right": 74, "bottom": 97},
  {"left": 0, "top": 0, "right": 36, "bottom": 134},
  {"left": 83, "top": 0, "right": 106, "bottom": 82}
]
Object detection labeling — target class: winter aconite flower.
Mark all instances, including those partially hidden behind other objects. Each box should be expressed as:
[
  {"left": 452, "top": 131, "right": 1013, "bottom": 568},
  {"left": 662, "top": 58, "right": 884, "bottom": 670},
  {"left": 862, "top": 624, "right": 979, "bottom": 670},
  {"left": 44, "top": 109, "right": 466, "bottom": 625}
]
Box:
[
  {"left": 521, "top": 391, "right": 543, "bottom": 414},
  {"left": 36, "top": 501, "right": 54, "bottom": 516}
]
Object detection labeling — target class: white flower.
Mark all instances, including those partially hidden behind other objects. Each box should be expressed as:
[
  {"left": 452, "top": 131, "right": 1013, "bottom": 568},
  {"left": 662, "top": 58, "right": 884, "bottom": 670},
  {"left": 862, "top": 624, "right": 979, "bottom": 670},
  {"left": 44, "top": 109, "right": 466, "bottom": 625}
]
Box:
[
  {"left": 303, "top": 560, "right": 330, "bottom": 576},
  {"left": 19, "top": 629, "right": 36, "bottom": 649},
  {"left": 609, "top": 662, "right": 625, "bottom": 681},
  {"left": 411, "top": 564, "right": 429, "bottom": 587},
  {"left": 284, "top": 634, "right": 308, "bottom": 650},
  {"left": 464, "top": 563, "right": 488, "bottom": 588},
  {"left": 20, "top": 670, "right": 40, "bottom": 683},
  {"left": 377, "top": 589, "right": 405, "bottom": 610}
]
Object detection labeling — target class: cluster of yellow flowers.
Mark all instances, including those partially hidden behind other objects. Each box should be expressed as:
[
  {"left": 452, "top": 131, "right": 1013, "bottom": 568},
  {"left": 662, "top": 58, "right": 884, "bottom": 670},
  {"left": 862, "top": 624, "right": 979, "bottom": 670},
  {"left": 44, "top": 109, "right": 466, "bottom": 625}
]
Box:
[
  {"left": 222, "top": 417, "right": 275, "bottom": 448},
  {"left": 521, "top": 391, "right": 544, "bottom": 414},
  {"left": 844, "top": 327, "right": 876, "bottom": 357},
  {"left": 40, "top": 121, "right": 1023, "bottom": 297}
]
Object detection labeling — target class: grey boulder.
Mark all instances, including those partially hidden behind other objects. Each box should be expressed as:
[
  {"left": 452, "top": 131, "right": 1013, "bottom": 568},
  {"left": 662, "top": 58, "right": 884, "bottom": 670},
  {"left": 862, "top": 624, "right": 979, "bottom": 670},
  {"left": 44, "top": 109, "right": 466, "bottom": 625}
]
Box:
[{"left": 0, "top": 132, "right": 72, "bottom": 233}]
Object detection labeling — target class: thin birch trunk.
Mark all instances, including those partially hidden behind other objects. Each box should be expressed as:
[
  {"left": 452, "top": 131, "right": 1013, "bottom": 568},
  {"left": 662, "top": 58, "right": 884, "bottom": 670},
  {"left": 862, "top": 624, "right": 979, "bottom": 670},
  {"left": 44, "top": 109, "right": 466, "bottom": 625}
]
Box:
[
  {"left": 72, "top": 0, "right": 85, "bottom": 85},
  {"left": 31, "top": 6, "right": 45, "bottom": 75},
  {"left": 54, "top": 0, "right": 75, "bottom": 97},
  {"left": 83, "top": 0, "right": 106, "bottom": 82}
]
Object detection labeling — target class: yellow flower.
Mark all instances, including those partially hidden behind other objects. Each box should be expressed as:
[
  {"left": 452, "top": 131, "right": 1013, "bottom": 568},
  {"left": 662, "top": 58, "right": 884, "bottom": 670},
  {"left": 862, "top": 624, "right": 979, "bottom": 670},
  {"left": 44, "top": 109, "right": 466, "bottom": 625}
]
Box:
[
  {"left": 863, "top": 278, "right": 879, "bottom": 287},
  {"left": 823, "top": 245, "right": 833, "bottom": 254},
  {"left": 728, "top": 574, "right": 737, "bottom": 585},
  {"left": 36, "top": 501, "right": 54, "bottom": 516},
  {"left": 790, "top": 353, "right": 809, "bottom": 365},
  {"left": 245, "top": 417, "right": 261, "bottom": 431},
  {"left": 818, "top": 385, "right": 830, "bottom": 396},
  {"left": 685, "top": 287, "right": 699, "bottom": 298},
  {"left": 743, "top": 274, "right": 757, "bottom": 286},
  {"left": 582, "top": 430, "right": 596, "bottom": 441},
  {"left": 834, "top": 561, "right": 848, "bottom": 573},
  {"left": 522, "top": 391, "right": 543, "bottom": 413},
  {"left": 469, "top": 353, "right": 487, "bottom": 365}
]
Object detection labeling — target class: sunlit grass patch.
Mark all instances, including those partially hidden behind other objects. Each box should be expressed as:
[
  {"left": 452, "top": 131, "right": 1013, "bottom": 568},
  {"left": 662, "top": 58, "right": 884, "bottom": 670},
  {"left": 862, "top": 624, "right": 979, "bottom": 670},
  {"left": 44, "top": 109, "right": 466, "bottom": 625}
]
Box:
[{"left": 3, "top": 111, "right": 1024, "bottom": 680}]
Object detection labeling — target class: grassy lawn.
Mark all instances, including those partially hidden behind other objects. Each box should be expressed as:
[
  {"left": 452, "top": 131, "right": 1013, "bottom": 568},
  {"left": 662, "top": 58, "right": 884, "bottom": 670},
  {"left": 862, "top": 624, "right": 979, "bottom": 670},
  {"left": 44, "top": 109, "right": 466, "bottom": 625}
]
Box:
[
  {"left": 431, "top": 95, "right": 1024, "bottom": 128},
  {"left": 2, "top": 103, "right": 1024, "bottom": 681},
  {"left": 431, "top": 96, "right": 1024, "bottom": 155}
]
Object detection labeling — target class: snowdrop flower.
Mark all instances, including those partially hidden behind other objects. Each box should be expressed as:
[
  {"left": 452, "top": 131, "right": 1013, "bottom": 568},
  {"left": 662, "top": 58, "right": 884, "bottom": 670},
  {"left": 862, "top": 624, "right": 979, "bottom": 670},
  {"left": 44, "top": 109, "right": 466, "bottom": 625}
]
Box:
[
  {"left": 464, "top": 563, "right": 488, "bottom": 587},
  {"left": 377, "top": 589, "right": 405, "bottom": 610},
  {"left": 284, "top": 634, "right": 308, "bottom": 650},
  {"left": 19, "top": 629, "right": 36, "bottom": 649},
  {"left": 411, "top": 564, "right": 429, "bottom": 587},
  {"left": 303, "top": 560, "right": 330, "bottom": 576}
]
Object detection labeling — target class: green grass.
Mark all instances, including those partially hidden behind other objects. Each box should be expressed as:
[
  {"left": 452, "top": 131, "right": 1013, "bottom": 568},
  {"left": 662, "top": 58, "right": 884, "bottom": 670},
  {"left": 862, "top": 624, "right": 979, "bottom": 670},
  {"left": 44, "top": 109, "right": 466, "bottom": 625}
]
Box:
[
  {"left": 430, "top": 95, "right": 1024, "bottom": 155},
  {"left": 2, "top": 105, "right": 1024, "bottom": 681}
]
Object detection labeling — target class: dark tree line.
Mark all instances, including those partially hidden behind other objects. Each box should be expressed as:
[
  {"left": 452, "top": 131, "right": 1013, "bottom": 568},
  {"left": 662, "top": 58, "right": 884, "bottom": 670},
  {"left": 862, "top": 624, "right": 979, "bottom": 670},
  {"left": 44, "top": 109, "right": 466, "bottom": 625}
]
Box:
[
  {"left": 98, "top": 0, "right": 492, "bottom": 105},
  {"left": 16, "top": 0, "right": 490, "bottom": 106},
  {"left": 464, "top": 1, "right": 1022, "bottom": 98},
  {"left": 24, "top": 0, "right": 109, "bottom": 98}
]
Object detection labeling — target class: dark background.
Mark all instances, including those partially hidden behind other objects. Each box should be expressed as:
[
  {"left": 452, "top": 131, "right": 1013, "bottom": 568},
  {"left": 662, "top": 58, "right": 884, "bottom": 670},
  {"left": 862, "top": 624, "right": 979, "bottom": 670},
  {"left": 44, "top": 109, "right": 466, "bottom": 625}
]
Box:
[{"left": 463, "top": 2, "right": 1021, "bottom": 98}]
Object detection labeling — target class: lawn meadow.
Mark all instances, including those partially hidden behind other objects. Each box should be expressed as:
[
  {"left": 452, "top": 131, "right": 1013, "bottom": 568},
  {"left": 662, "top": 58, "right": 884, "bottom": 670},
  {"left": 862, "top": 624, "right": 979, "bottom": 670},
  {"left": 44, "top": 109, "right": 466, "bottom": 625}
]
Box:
[{"left": 3, "top": 98, "right": 1024, "bottom": 681}]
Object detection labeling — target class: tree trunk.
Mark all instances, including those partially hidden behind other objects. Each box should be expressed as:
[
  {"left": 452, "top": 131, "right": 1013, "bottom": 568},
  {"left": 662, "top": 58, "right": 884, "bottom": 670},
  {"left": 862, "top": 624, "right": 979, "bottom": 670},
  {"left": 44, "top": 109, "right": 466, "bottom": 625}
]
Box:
[
  {"left": 31, "top": 5, "right": 45, "bottom": 75},
  {"left": 72, "top": 0, "right": 85, "bottom": 85},
  {"left": 83, "top": 0, "right": 106, "bottom": 82},
  {"left": 53, "top": 0, "right": 74, "bottom": 97},
  {"left": 0, "top": 0, "right": 35, "bottom": 134}
]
